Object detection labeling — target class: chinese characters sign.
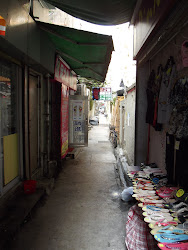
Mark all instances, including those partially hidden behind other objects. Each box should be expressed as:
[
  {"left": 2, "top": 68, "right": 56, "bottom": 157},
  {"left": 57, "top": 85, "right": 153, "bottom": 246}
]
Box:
[
  {"left": 55, "top": 56, "right": 77, "bottom": 90},
  {"left": 92, "top": 87, "right": 112, "bottom": 100}
]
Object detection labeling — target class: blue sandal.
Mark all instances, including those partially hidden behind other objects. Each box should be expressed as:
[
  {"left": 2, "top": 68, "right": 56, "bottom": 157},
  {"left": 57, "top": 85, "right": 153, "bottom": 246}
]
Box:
[
  {"left": 155, "top": 233, "right": 188, "bottom": 243},
  {"left": 157, "top": 225, "right": 184, "bottom": 234}
]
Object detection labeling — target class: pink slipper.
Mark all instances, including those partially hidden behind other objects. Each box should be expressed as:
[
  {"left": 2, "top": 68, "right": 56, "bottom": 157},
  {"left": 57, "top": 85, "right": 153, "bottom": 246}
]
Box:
[{"left": 158, "top": 242, "right": 188, "bottom": 249}]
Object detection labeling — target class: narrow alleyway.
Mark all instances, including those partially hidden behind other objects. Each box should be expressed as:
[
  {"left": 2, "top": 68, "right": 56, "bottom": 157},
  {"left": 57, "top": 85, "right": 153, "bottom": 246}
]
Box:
[{"left": 8, "top": 117, "right": 130, "bottom": 250}]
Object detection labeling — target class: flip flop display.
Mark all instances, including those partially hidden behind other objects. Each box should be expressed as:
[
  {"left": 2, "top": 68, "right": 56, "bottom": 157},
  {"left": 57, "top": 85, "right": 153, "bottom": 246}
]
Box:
[
  {"left": 151, "top": 225, "right": 185, "bottom": 235},
  {"left": 142, "top": 211, "right": 172, "bottom": 217},
  {"left": 140, "top": 198, "right": 163, "bottom": 203},
  {"left": 157, "top": 225, "right": 185, "bottom": 234},
  {"left": 142, "top": 205, "right": 169, "bottom": 213},
  {"left": 144, "top": 214, "right": 173, "bottom": 224},
  {"left": 154, "top": 233, "right": 188, "bottom": 243},
  {"left": 158, "top": 242, "right": 188, "bottom": 250},
  {"left": 127, "top": 164, "right": 188, "bottom": 246},
  {"left": 149, "top": 221, "right": 178, "bottom": 229}
]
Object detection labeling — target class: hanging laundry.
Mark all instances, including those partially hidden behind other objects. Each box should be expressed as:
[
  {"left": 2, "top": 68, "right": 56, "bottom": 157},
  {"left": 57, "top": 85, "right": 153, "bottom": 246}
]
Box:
[
  {"left": 157, "top": 56, "right": 177, "bottom": 124},
  {"left": 153, "top": 64, "right": 163, "bottom": 130},
  {"left": 146, "top": 70, "right": 156, "bottom": 125},
  {"left": 146, "top": 65, "right": 163, "bottom": 131},
  {"left": 168, "top": 77, "right": 188, "bottom": 139}
]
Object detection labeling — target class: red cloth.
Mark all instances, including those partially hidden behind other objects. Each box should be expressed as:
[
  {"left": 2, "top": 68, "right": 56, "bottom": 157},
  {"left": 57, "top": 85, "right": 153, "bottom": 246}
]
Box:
[{"left": 125, "top": 204, "right": 158, "bottom": 250}]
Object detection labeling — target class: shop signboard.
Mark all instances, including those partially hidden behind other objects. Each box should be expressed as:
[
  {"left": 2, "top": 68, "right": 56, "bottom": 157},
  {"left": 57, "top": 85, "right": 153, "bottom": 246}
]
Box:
[
  {"left": 133, "top": 0, "right": 177, "bottom": 58},
  {"left": 54, "top": 55, "right": 77, "bottom": 91},
  {"left": 92, "top": 87, "right": 100, "bottom": 100},
  {"left": 100, "top": 87, "right": 112, "bottom": 100},
  {"left": 61, "top": 84, "right": 69, "bottom": 158},
  {"left": 69, "top": 95, "right": 88, "bottom": 147},
  {"left": 92, "top": 87, "right": 112, "bottom": 100}
]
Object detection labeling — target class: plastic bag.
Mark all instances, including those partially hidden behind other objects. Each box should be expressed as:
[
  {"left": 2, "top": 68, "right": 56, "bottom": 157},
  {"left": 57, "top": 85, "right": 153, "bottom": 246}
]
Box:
[{"left": 121, "top": 187, "right": 133, "bottom": 201}]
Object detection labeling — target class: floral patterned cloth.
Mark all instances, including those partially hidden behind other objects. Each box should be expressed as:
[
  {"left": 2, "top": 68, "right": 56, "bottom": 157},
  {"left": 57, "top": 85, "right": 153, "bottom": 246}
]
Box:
[
  {"left": 157, "top": 62, "right": 177, "bottom": 124},
  {"left": 168, "top": 77, "right": 188, "bottom": 139}
]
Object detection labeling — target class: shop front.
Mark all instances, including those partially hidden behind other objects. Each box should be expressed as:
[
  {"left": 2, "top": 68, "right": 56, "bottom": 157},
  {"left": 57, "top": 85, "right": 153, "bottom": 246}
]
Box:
[
  {"left": 0, "top": 1, "right": 57, "bottom": 193},
  {"left": 51, "top": 55, "right": 78, "bottom": 168},
  {"left": 0, "top": 57, "right": 23, "bottom": 195},
  {"left": 133, "top": 0, "right": 188, "bottom": 176},
  {"left": 125, "top": 0, "right": 188, "bottom": 249}
]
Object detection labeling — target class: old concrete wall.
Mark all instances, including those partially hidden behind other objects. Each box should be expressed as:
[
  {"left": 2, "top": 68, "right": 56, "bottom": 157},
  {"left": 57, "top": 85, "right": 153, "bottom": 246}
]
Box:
[
  {"left": 147, "top": 25, "right": 188, "bottom": 172},
  {"left": 135, "top": 23, "right": 188, "bottom": 171},
  {"left": 135, "top": 62, "right": 150, "bottom": 165},
  {"left": 33, "top": 0, "right": 75, "bottom": 28},
  {"left": 0, "top": 0, "right": 55, "bottom": 73},
  {"left": 123, "top": 87, "right": 136, "bottom": 165}
]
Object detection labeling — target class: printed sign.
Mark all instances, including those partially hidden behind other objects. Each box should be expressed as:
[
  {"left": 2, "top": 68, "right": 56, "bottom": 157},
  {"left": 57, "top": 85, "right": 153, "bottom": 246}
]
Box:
[
  {"left": 73, "top": 100, "right": 83, "bottom": 121},
  {"left": 92, "top": 87, "right": 100, "bottom": 100},
  {"left": 69, "top": 96, "right": 88, "bottom": 147},
  {"left": 61, "top": 84, "right": 69, "bottom": 158},
  {"left": 0, "top": 16, "right": 6, "bottom": 36},
  {"left": 92, "top": 87, "right": 112, "bottom": 100},
  {"left": 55, "top": 56, "right": 77, "bottom": 90}
]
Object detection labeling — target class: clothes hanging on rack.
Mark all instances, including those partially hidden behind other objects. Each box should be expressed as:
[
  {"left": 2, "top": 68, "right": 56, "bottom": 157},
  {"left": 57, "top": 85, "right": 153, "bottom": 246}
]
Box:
[
  {"left": 157, "top": 57, "right": 177, "bottom": 124},
  {"left": 168, "top": 77, "right": 188, "bottom": 139},
  {"left": 175, "top": 138, "right": 188, "bottom": 190},
  {"left": 146, "top": 65, "right": 163, "bottom": 131},
  {"left": 165, "top": 133, "right": 175, "bottom": 185}
]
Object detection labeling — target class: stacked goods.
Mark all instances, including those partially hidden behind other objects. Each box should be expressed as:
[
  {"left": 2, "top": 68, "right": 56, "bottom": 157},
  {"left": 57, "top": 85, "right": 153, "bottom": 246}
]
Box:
[{"left": 125, "top": 165, "right": 188, "bottom": 250}]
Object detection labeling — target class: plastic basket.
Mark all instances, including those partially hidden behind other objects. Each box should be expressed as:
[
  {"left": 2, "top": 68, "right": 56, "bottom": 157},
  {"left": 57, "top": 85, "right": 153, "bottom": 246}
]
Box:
[{"left": 23, "top": 180, "right": 37, "bottom": 194}]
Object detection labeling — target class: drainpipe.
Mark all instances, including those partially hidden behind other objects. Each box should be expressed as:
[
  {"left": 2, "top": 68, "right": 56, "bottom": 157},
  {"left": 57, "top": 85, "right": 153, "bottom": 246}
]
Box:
[
  {"left": 47, "top": 74, "right": 51, "bottom": 163},
  {"left": 24, "top": 65, "right": 31, "bottom": 179}
]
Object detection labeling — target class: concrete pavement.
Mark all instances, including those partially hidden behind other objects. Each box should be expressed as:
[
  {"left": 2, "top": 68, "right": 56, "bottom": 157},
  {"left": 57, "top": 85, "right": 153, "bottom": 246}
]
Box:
[{"left": 8, "top": 119, "right": 132, "bottom": 250}]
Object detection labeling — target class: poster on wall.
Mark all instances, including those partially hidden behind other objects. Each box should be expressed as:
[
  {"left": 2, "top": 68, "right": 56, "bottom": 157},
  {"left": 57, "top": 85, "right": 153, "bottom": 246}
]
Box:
[
  {"left": 92, "top": 87, "right": 100, "bottom": 100},
  {"left": 92, "top": 87, "right": 112, "bottom": 100},
  {"left": 69, "top": 96, "right": 88, "bottom": 147},
  {"left": 61, "top": 84, "right": 69, "bottom": 158},
  {"left": 73, "top": 100, "right": 83, "bottom": 121}
]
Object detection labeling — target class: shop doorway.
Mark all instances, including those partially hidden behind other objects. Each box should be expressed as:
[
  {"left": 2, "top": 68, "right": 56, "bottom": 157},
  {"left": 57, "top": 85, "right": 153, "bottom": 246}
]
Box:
[
  {"left": 0, "top": 60, "right": 21, "bottom": 195},
  {"left": 69, "top": 95, "right": 88, "bottom": 147}
]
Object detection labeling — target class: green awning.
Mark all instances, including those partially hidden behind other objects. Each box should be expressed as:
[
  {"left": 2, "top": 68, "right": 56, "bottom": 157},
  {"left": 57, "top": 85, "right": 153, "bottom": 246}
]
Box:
[
  {"left": 37, "top": 21, "right": 114, "bottom": 82},
  {"left": 45, "top": 0, "right": 137, "bottom": 25}
]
